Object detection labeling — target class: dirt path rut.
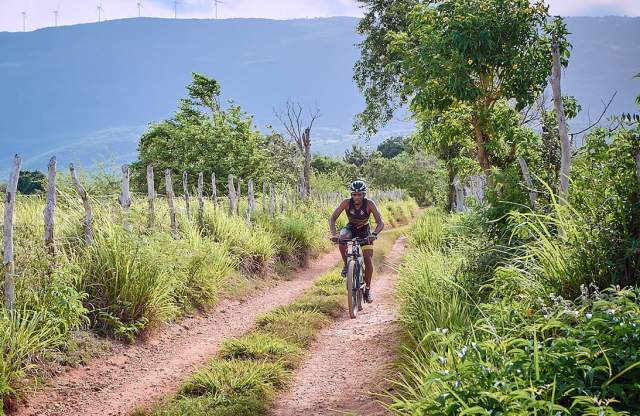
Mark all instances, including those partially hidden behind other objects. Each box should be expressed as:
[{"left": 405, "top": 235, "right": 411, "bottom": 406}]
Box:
[
  {"left": 271, "top": 237, "right": 406, "bottom": 416},
  {"left": 14, "top": 251, "right": 342, "bottom": 416}
]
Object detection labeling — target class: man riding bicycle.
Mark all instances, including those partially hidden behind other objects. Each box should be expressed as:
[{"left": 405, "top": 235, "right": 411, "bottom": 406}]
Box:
[{"left": 329, "top": 180, "right": 384, "bottom": 303}]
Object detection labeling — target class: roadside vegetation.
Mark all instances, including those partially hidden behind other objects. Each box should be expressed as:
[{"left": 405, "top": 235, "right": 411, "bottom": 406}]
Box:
[
  {"left": 0, "top": 181, "right": 415, "bottom": 412},
  {"left": 138, "top": 224, "right": 413, "bottom": 416},
  {"left": 347, "top": 0, "right": 640, "bottom": 414}
]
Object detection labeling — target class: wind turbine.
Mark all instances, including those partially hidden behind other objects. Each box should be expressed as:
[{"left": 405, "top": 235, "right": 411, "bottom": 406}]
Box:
[
  {"left": 21, "top": 11, "right": 26, "bottom": 32},
  {"left": 137, "top": 1, "right": 143, "bottom": 17},
  {"left": 174, "top": 0, "right": 178, "bottom": 19},
  {"left": 213, "top": 0, "right": 224, "bottom": 19},
  {"left": 52, "top": 10, "right": 59, "bottom": 27},
  {"left": 97, "top": 1, "right": 104, "bottom": 22}
]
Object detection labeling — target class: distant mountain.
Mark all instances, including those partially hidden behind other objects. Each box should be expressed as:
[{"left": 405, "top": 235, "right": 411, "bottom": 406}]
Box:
[{"left": 0, "top": 16, "right": 638, "bottom": 173}]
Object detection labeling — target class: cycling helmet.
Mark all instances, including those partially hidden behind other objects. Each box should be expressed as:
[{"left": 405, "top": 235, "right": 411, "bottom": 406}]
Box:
[{"left": 349, "top": 180, "right": 367, "bottom": 194}]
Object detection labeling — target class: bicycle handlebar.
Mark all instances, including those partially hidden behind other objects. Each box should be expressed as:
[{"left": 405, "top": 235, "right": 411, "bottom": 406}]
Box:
[{"left": 332, "top": 236, "right": 372, "bottom": 245}]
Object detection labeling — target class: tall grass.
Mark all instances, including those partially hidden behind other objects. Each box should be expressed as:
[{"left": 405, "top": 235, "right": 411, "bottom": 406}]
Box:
[{"left": 2, "top": 191, "right": 417, "bottom": 408}]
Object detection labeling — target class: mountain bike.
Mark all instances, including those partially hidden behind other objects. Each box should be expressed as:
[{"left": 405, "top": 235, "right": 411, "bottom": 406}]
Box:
[{"left": 335, "top": 237, "right": 370, "bottom": 319}]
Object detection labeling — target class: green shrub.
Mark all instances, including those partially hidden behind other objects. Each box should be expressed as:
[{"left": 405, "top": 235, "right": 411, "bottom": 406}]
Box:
[{"left": 391, "top": 288, "right": 640, "bottom": 415}]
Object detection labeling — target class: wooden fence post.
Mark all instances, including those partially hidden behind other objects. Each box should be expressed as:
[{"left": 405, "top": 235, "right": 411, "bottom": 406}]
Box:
[
  {"left": 197, "top": 172, "right": 205, "bottom": 229},
  {"left": 453, "top": 176, "right": 466, "bottom": 213},
  {"left": 246, "top": 178, "right": 255, "bottom": 224},
  {"left": 183, "top": 171, "right": 191, "bottom": 221},
  {"left": 166, "top": 169, "right": 178, "bottom": 239},
  {"left": 269, "top": 183, "right": 275, "bottom": 219},
  {"left": 236, "top": 177, "right": 242, "bottom": 216},
  {"left": 228, "top": 174, "right": 236, "bottom": 215},
  {"left": 70, "top": 163, "right": 93, "bottom": 244},
  {"left": 211, "top": 173, "right": 217, "bottom": 206},
  {"left": 147, "top": 164, "right": 155, "bottom": 228},
  {"left": 119, "top": 164, "right": 132, "bottom": 231},
  {"left": 4, "top": 154, "right": 21, "bottom": 311},
  {"left": 262, "top": 182, "right": 267, "bottom": 214},
  {"left": 281, "top": 187, "right": 288, "bottom": 214},
  {"left": 43, "top": 156, "right": 56, "bottom": 256},
  {"left": 518, "top": 157, "right": 537, "bottom": 210}
]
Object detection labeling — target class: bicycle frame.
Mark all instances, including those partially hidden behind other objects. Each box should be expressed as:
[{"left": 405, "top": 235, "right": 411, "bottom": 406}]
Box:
[{"left": 337, "top": 237, "right": 369, "bottom": 318}]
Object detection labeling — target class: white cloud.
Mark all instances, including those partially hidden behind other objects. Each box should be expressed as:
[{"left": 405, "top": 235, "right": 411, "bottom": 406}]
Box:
[
  {"left": 0, "top": 0, "right": 637, "bottom": 32},
  {"left": 545, "top": 0, "right": 640, "bottom": 17}
]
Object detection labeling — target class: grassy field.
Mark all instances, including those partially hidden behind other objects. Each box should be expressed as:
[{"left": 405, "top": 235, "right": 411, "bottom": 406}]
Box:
[{"left": 0, "top": 190, "right": 417, "bottom": 412}]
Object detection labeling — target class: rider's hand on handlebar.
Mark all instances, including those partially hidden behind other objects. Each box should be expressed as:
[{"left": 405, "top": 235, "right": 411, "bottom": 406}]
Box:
[{"left": 368, "top": 234, "right": 377, "bottom": 244}]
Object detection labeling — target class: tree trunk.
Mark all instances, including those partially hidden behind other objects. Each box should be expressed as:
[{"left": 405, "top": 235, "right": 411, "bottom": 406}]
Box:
[
  {"left": 197, "top": 172, "right": 205, "bottom": 229},
  {"left": 147, "top": 164, "right": 156, "bottom": 228},
  {"left": 302, "top": 128, "right": 311, "bottom": 198},
  {"left": 70, "top": 163, "right": 93, "bottom": 244},
  {"left": 471, "top": 113, "right": 492, "bottom": 178},
  {"left": 4, "top": 154, "right": 21, "bottom": 311},
  {"left": 43, "top": 156, "right": 56, "bottom": 256},
  {"left": 518, "top": 156, "right": 537, "bottom": 210},
  {"left": 165, "top": 170, "right": 178, "bottom": 239},
  {"left": 551, "top": 35, "right": 571, "bottom": 205},
  {"left": 119, "top": 164, "right": 132, "bottom": 231}
]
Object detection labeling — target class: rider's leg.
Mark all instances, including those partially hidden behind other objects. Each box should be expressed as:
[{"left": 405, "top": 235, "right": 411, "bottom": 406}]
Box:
[
  {"left": 363, "top": 249, "right": 374, "bottom": 287},
  {"left": 338, "top": 227, "right": 351, "bottom": 276},
  {"left": 338, "top": 243, "right": 348, "bottom": 263}
]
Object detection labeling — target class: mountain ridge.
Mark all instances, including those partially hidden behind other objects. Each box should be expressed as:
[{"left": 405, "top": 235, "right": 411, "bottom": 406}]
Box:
[{"left": 0, "top": 16, "right": 638, "bottom": 173}]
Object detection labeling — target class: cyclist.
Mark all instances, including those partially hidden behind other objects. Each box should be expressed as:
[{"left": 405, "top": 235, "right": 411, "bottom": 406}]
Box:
[{"left": 329, "top": 179, "right": 384, "bottom": 303}]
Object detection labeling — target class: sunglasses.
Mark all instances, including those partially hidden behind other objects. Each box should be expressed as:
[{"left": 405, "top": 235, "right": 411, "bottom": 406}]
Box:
[{"left": 351, "top": 192, "right": 363, "bottom": 197}]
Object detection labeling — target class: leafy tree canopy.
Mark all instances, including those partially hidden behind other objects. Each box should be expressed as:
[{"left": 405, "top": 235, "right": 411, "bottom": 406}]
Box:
[
  {"left": 17, "top": 170, "right": 46, "bottom": 195},
  {"left": 376, "top": 136, "right": 408, "bottom": 159},
  {"left": 133, "top": 73, "right": 297, "bottom": 192}
]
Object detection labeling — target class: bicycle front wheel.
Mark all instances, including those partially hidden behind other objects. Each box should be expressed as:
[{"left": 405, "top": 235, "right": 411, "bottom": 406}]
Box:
[{"left": 346, "top": 260, "right": 358, "bottom": 319}]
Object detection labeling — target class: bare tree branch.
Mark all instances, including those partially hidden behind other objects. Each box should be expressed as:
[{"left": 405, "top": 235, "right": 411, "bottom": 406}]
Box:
[{"left": 570, "top": 91, "right": 617, "bottom": 136}]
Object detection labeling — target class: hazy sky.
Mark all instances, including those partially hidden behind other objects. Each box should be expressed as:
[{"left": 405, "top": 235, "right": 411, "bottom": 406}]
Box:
[{"left": 1, "top": 0, "right": 639, "bottom": 32}]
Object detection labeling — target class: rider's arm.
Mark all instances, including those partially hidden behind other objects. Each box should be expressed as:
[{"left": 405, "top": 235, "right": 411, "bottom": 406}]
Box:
[
  {"left": 329, "top": 199, "right": 348, "bottom": 237},
  {"left": 369, "top": 200, "right": 385, "bottom": 236}
]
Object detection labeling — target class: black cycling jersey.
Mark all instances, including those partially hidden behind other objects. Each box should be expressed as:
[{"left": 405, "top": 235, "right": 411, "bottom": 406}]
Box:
[{"left": 346, "top": 198, "right": 371, "bottom": 230}]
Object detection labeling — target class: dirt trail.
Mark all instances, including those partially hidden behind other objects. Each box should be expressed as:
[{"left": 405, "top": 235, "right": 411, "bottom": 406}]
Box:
[
  {"left": 14, "top": 251, "right": 342, "bottom": 416},
  {"left": 271, "top": 237, "right": 406, "bottom": 416}
]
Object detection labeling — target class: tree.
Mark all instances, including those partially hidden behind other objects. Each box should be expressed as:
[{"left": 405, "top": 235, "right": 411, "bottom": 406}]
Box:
[
  {"left": 387, "top": 0, "right": 569, "bottom": 178},
  {"left": 344, "top": 144, "right": 375, "bottom": 168},
  {"left": 133, "top": 73, "right": 274, "bottom": 192},
  {"left": 17, "top": 170, "right": 46, "bottom": 195},
  {"left": 362, "top": 151, "right": 447, "bottom": 207},
  {"left": 353, "top": 0, "right": 418, "bottom": 136},
  {"left": 376, "top": 136, "right": 408, "bottom": 159},
  {"left": 275, "top": 100, "right": 321, "bottom": 199}
]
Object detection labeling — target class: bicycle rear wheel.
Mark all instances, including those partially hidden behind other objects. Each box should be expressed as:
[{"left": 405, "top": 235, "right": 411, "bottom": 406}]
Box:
[{"left": 346, "top": 260, "right": 358, "bottom": 319}]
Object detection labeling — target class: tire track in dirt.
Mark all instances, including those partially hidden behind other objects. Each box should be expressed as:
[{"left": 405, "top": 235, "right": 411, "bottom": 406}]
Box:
[
  {"left": 13, "top": 251, "right": 342, "bottom": 416},
  {"left": 271, "top": 237, "right": 406, "bottom": 416}
]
